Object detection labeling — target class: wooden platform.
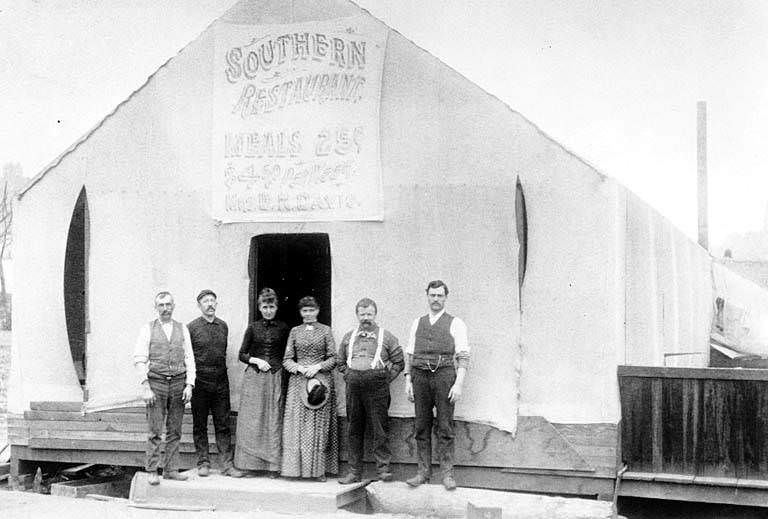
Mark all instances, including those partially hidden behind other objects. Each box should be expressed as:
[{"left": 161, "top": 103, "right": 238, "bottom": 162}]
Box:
[
  {"left": 9, "top": 401, "right": 619, "bottom": 497},
  {"left": 618, "top": 470, "right": 768, "bottom": 507},
  {"left": 129, "top": 470, "right": 367, "bottom": 513}
]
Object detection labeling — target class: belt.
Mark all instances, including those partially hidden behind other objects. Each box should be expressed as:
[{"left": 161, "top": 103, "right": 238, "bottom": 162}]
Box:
[
  {"left": 412, "top": 354, "right": 454, "bottom": 373},
  {"left": 148, "top": 370, "right": 187, "bottom": 381},
  {"left": 347, "top": 367, "right": 388, "bottom": 375}
]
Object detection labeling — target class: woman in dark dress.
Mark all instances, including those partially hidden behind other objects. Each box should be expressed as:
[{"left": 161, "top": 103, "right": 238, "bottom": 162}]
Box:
[
  {"left": 281, "top": 296, "right": 338, "bottom": 480},
  {"left": 234, "top": 288, "right": 289, "bottom": 475}
]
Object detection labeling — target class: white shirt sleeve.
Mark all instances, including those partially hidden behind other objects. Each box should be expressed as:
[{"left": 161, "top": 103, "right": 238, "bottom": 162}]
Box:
[
  {"left": 133, "top": 323, "right": 151, "bottom": 384},
  {"left": 405, "top": 318, "right": 420, "bottom": 355},
  {"left": 449, "top": 317, "right": 469, "bottom": 354},
  {"left": 182, "top": 324, "right": 196, "bottom": 386}
]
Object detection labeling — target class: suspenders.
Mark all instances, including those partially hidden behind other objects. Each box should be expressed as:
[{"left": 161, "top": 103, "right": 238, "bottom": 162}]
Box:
[{"left": 347, "top": 325, "right": 386, "bottom": 370}]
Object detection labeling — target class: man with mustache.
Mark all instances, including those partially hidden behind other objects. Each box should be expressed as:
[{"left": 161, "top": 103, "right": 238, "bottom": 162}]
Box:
[
  {"left": 404, "top": 280, "right": 469, "bottom": 491},
  {"left": 337, "top": 298, "right": 404, "bottom": 484},
  {"left": 187, "top": 290, "right": 242, "bottom": 478},
  {"left": 134, "top": 291, "right": 196, "bottom": 485}
]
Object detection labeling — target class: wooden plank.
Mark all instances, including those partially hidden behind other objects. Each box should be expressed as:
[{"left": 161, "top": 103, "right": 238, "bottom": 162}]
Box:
[
  {"left": 25, "top": 420, "right": 218, "bottom": 434},
  {"left": 618, "top": 375, "right": 653, "bottom": 472},
  {"left": 29, "top": 429, "right": 218, "bottom": 444},
  {"left": 25, "top": 409, "right": 235, "bottom": 424},
  {"left": 693, "top": 475, "right": 740, "bottom": 487},
  {"left": 50, "top": 475, "right": 131, "bottom": 498},
  {"left": 29, "top": 402, "right": 84, "bottom": 412},
  {"left": 661, "top": 377, "right": 697, "bottom": 474},
  {"left": 651, "top": 378, "right": 663, "bottom": 473},
  {"left": 618, "top": 365, "right": 768, "bottom": 381},
  {"left": 61, "top": 463, "right": 97, "bottom": 475},
  {"left": 90, "top": 406, "right": 146, "bottom": 414},
  {"left": 550, "top": 424, "right": 617, "bottom": 448},
  {"left": 28, "top": 438, "right": 214, "bottom": 453},
  {"left": 12, "top": 445, "right": 148, "bottom": 467},
  {"left": 622, "top": 471, "right": 656, "bottom": 482},
  {"left": 129, "top": 471, "right": 348, "bottom": 514},
  {"left": 653, "top": 473, "right": 695, "bottom": 484},
  {"left": 737, "top": 478, "right": 768, "bottom": 489},
  {"left": 618, "top": 479, "right": 768, "bottom": 506},
  {"left": 25, "top": 410, "right": 148, "bottom": 422},
  {"left": 29, "top": 421, "right": 144, "bottom": 433},
  {"left": 128, "top": 503, "right": 216, "bottom": 512},
  {"left": 347, "top": 416, "right": 592, "bottom": 470},
  {"left": 696, "top": 379, "right": 738, "bottom": 479}
]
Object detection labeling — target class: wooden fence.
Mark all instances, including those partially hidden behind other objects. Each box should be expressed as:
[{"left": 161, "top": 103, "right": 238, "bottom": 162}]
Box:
[{"left": 618, "top": 365, "right": 768, "bottom": 479}]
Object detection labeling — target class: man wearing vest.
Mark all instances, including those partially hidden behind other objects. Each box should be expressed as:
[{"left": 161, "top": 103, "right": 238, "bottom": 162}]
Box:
[
  {"left": 337, "top": 298, "right": 404, "bottom": 484},
  {"left": 134, "top": 291, "right": 196, "bottom": 485},
  {"left": 187, "top": 289, "right": 243, "bottom": 478},
  {"left": 404, "top": 280, "right": 469, "bottom": 491}
]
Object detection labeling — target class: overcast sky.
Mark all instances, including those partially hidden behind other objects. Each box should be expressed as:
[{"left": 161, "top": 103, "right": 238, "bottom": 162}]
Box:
[{"left": 1, "top": 0, "right": 766, "bottom": 248}]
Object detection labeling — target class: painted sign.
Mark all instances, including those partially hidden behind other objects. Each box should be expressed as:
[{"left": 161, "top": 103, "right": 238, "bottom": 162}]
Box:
[{"left": 212, "top": 16, "right": 387, "bottom": 222}]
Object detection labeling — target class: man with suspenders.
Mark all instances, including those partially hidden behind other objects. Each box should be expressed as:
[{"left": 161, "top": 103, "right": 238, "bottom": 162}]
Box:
[
  {"left": 337, "top": 298, "right": 404, "bottom": 484},
  {"left": 404, "top": 280, "right": 469, "bottom": 491}
]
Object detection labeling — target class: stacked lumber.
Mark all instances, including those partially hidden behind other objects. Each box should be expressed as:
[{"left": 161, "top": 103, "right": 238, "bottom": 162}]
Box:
[{"left": 10, "top": 402, "right": 236, "bottom": 467}]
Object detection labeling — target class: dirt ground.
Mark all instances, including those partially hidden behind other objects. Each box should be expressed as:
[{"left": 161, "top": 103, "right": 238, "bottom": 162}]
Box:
[{"left": 0, "top": 490, "right": 417, "bottom": 519}]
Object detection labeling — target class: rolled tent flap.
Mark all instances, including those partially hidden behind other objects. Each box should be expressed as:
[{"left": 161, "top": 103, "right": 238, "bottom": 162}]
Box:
[
  {"left": 711, "top": 261, "right": 768, "bottom": 358},
  {"left": 515, "top": 177, "right": 528, "bottom": 299}
]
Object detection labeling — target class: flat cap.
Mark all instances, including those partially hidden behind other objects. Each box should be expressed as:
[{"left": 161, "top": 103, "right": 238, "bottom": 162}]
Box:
[{"left": 196, "top": 289, "right": 217, "bottom": 302}]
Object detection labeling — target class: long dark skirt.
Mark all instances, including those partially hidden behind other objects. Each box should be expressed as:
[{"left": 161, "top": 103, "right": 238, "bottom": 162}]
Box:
[{"left": 234, "top": 367, "right": 284, "bottom": 471}]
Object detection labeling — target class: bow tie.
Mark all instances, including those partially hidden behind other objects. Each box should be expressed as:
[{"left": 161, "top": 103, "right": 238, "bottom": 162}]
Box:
[
  {"left": 358, "top": 331, "right": 377, "bottom": 339},
  {"left": 263, "top": 320, "right": 276, "bottom": 327}
]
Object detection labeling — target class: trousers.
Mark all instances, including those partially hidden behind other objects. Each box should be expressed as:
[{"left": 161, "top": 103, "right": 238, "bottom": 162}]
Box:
[
  {"left": 191, "top": 376, "right": 234, "bottom": 469},
  {"left": 145, "top": 373, "right": 186, "bottom": 473},
  {"left": 411, "top": 366, "right": 456, "bottom": 478},
  {"left": 345, "top": 369, "right": 391, "bottom": 475}
]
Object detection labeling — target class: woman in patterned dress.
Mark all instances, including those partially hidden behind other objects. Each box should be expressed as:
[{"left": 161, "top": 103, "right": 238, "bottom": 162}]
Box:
[
  {"left": 234, "top": 288, "right": 289, "bottom": 476},
  {"left": 281, "top": 296, "right": 338, "bottom": 480}
]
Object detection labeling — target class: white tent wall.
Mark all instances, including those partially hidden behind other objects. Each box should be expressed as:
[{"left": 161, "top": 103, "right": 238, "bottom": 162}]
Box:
[
  {"left": 8, "top": 178, "right": 85, "bottom": 413},
  {"left": 624, "top": 191, "right": 712, "bottom": 367},
  {"left": 515, "top": 151, "right": 625, "bottom": 423},
  {"left": 9, "top": 0, "right": 719, "bottom": 437},
  {"left": 10, "top": 0, "right": 524, "bottom": 432}
]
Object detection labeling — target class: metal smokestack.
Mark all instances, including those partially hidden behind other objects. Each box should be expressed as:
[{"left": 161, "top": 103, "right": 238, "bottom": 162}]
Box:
[{"left": 697, "top": 101, "right": 708, "bottom": 250}]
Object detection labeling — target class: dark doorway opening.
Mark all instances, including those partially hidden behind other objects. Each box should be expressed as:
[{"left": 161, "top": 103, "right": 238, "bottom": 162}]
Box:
[
  {"left": 249, "top": 234, "right": 331, "bottom": 329},
  {"left": 64, "top": 187, "right": 89, "bottom": 386}
]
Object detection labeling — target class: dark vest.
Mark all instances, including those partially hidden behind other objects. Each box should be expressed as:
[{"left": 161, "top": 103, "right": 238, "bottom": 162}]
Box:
[
  {"left": 148, "top": 319, "right": 187, "bottom": 376},
  {"left": 188, "top": 317, "right": 228, "bottom": 381},
  {"left": 414, "top": 313, "right": 455, "bottom": 356}
]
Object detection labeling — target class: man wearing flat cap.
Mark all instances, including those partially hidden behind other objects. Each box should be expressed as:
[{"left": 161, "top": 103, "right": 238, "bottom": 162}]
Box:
[{"left": 187, "top": 289, "right": 242, "bottom": 477}]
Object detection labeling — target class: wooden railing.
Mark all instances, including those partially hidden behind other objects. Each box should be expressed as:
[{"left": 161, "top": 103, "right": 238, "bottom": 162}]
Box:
[{"left": 618, "top": 365, "right": 768, "bottom": 479}]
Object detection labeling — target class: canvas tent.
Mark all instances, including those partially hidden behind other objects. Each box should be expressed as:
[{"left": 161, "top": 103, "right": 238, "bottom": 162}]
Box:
[{"left": 8, "top": 0, "right": 729, "bottom": 490}]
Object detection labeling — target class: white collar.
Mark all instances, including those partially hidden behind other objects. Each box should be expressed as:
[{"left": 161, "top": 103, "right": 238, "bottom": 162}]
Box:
[{"left": 428, "top": 309, "right": 446, "bottom": 323}]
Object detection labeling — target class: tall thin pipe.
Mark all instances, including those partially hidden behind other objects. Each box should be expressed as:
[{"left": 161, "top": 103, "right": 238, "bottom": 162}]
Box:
[{"left": 697, "top": 101, "right": 708, "bottom": 250}]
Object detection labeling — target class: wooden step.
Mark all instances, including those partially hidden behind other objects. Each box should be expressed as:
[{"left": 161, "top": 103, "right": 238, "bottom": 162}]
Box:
[{"left": 129, "top": 470, "right": 367, "bottom": 513}]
